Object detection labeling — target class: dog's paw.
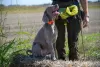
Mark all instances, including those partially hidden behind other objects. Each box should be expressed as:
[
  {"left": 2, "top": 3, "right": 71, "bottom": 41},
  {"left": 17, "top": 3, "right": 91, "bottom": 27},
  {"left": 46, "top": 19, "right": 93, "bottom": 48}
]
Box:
[{"left": 51, "top": 57, "right": 57, "bottom": 61}]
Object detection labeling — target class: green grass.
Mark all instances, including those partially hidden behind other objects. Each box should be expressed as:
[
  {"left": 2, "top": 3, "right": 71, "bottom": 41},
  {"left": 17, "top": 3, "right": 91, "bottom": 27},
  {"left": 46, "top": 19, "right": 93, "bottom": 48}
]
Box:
[
  {"left": 0, "top": 31, "right": 33, "bottom": 67},
  {"left": 0, "top": 38, "right": 32, "bottom": 67},
  {"left": 78, "top": 33, "right": 100, "bottom": 60},
  {"left": 0, "top": 15, "right": 34, "bottom": 67},
  {"left": 65, "top": 33, "right": 100, "bottom": 60}
]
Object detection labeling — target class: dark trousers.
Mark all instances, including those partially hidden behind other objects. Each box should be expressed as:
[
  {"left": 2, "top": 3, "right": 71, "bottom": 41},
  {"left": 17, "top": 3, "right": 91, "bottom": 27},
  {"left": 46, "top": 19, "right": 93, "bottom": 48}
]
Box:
[{"left": 55, "top": 15, "right": 81, "bottom": 61}]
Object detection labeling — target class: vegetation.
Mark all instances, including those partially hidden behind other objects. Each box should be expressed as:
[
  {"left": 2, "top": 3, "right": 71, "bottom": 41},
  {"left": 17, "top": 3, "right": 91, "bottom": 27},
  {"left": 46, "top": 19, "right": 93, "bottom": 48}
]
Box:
[
  {"left": 0, "top": 22, "right": 33, "bottom": 67},
  {"left": 65, "top": 33, "right": 100, "bottom": 60},
  {"left": 0, "top": 1, "right": 100, "bottom": 67},
  {"left": 0, "top": 8, "right": 33, "bottom": 67}
]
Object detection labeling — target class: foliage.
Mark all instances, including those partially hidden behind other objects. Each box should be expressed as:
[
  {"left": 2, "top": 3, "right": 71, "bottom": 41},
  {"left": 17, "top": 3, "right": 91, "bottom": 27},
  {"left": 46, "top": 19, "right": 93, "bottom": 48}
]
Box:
[
  {"left": 65, "top": 33, "right": 100, "bottom": 60},
  {"left": 0, "top": 39, "right": 15, "bottom": 67},
  {"left": 0, "top": 8, "right": 33, "bottom": 66},
  {"left": 79, "top": 33, "right": 100, "bottom": 60}
]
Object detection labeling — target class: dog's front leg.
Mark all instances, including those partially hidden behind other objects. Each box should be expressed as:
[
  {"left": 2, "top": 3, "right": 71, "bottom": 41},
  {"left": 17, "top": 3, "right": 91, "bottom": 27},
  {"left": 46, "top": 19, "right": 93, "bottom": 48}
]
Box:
[
  {"left": 51, "top": 48, "right": 57, "bottom": 61},
  {"left": 45, "top": 36, "right": 56, "bottom": 60},
  {"left": 44, "top": 26, "right": 56, "bottom": 61},
  {"left": 53, "top": 43, "right": 58, "bottom": 59},
  {"left": 47, "top": 42, "right": 56, "bottom": 61}
]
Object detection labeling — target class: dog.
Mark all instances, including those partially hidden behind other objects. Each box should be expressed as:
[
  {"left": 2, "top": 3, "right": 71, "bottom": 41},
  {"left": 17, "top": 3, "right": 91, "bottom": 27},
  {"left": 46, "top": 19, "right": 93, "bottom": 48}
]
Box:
[{"left": 27, "top": 4, "right": 59, "bottom": 61}]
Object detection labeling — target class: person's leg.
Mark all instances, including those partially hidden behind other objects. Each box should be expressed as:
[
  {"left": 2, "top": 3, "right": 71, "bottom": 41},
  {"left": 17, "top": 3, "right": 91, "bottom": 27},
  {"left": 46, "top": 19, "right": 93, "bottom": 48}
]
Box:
[
  {"left": 67, "top": 15, "right": 81, "bottom": 61},
  {"left": 55, "top": 18, "right": 66, "bottom": 60}
]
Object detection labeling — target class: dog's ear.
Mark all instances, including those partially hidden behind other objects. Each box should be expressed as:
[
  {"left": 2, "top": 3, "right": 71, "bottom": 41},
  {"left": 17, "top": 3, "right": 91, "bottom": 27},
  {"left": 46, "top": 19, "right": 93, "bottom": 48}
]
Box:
[
  {"left": 42, "top": 11, "right": 50, "bottom": 23},
  {"left": 42, "top": 6, "right": 53, "bottom": 23}
]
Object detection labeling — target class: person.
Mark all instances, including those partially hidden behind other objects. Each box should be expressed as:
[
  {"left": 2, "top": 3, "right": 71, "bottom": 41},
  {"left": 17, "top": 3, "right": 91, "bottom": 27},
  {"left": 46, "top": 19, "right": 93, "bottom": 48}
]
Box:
[{"left": 52, "top": 0, "right": 89, "bottom": 61}]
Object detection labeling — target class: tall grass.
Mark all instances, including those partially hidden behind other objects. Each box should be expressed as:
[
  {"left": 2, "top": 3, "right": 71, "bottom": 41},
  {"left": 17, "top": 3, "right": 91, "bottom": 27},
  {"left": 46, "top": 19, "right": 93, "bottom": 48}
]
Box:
[
  {"left": 0, "top": 3, "right": 16, "bottom": 67},
  {"left": 78, "top": 33, "right": 100, "bottom": 60},
  {"left": 0, "top": 39, "right": 15, "bottom": 67},
  {"left": 0, "top": 5, "right": 34, "bottom": 66},
  {"left": 65, "top": 33, "right": 100, "bottom": 60},
  {"left": 0, "top": 23, "right": 33, "bottom": 67}
]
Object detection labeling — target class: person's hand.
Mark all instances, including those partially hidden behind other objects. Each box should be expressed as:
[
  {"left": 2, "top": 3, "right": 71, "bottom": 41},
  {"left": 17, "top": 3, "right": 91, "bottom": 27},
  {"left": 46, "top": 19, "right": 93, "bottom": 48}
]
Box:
[{"left": 83, "top": 15, "right": 89, "bottom": 28}]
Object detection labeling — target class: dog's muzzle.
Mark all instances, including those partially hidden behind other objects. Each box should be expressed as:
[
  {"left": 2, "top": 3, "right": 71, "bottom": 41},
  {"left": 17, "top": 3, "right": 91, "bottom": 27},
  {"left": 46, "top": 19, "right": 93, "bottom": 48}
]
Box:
[{"left": 52, "top": 9, "right": 60, "bottom": 16}]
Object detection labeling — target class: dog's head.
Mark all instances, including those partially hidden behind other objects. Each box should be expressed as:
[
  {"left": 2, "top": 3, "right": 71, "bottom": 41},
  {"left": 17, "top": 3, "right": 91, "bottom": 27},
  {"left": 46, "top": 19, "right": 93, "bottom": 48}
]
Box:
[{"left": 42, "top": 4, "right": 59, "bottom": 24}]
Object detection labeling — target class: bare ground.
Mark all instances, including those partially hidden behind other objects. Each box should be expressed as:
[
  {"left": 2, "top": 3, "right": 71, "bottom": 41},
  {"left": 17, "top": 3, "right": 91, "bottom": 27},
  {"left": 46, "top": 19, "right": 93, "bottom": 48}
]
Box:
[
  {"left": 21, "top": 60, "right": 100, "bottom": 67},
  {"left": 3, "top": 9, "right": 100, "bottom": 41},
  {"left": 83, "top": 9, "right": 100, "bottom": 34},
  {"left": 11, "top": 60, "right": 100, "bottom": 67},
  {"left": 9, "top": 54, "right": 100, "bottom": 67}
]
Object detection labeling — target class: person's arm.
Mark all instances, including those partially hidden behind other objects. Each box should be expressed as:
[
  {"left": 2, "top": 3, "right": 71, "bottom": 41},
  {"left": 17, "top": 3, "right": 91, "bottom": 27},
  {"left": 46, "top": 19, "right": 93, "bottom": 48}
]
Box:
[{"left": 80, "top": 0, "right": 89, "bottom": 28}]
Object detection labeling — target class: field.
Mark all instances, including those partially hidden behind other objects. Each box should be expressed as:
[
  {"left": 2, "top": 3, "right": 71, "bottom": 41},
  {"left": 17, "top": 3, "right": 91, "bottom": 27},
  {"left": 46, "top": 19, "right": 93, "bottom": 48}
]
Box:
[
  {"left": 2, "top": 7, "right": 100, "bottom": 40},
  {"left": 0, "top": 2, "right": 100, "bottom": 67},
  {"left": 3, "top": 8, "right": 100, "bottom": 41}
]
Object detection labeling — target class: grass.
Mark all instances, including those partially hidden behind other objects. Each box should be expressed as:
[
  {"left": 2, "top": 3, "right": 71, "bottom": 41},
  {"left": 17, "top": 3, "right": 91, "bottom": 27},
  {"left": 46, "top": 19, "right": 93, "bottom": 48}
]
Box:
[
  {"left": 65, "top": 33, "right": 100, "bottom": 60},
  {"left": 0, "top": 30, "right": 34, "bottom": 67},
  {"left": 0, "top": 11, "right": 34, "bottom": 66},
  {"left": 78, "top": 33, "right": 100, "bottom": 60}
]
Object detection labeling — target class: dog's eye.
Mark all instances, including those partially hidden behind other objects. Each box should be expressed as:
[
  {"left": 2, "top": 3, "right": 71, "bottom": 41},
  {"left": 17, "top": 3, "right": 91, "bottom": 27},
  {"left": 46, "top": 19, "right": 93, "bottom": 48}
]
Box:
[{"left": 52, "top": 8, "right": 59, "bottom": 13}]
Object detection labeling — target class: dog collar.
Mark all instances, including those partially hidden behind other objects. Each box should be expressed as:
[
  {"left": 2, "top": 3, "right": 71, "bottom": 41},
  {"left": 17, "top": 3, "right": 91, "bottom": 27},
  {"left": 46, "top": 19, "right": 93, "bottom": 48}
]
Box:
[{"left": 48, "top": 20, "right": 54, "bottom": 25}]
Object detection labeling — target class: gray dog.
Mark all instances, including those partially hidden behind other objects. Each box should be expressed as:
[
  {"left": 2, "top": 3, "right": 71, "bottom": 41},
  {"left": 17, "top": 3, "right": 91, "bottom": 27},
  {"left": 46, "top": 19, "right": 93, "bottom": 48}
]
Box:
[{"left": 27, "top": 4, "right": 59, "bottom": 61}]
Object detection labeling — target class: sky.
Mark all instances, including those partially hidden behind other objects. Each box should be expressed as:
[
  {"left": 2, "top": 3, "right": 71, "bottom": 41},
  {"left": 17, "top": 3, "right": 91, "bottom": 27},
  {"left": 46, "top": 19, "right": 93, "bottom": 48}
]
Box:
[{"left": 1, "top": 0, "right": 98, "bottom": 6}]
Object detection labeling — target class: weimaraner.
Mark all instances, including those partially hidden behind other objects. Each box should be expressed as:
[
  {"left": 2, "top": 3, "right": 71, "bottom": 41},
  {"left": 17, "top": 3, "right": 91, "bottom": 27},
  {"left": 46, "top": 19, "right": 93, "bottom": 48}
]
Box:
[{"left": 27, "top": 4, "right": 59, "bottom": 61}]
